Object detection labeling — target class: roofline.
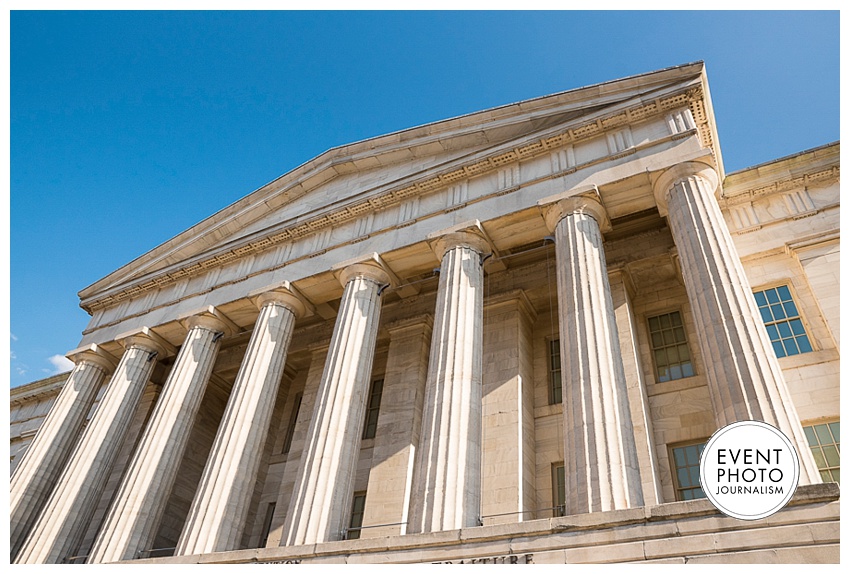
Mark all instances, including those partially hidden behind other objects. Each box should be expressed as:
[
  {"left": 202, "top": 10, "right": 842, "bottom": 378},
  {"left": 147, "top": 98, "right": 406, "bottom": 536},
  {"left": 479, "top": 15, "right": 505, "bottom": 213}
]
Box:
[{"left": 725, "top": 140, "right": 840, "bottom": 177}]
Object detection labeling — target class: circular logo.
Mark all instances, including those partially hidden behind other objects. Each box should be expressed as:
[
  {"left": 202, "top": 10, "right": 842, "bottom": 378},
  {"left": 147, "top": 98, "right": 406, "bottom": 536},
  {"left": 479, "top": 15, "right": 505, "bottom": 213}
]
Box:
[{"left": 700, "top": 420, "right": 799, "bottom": 520}]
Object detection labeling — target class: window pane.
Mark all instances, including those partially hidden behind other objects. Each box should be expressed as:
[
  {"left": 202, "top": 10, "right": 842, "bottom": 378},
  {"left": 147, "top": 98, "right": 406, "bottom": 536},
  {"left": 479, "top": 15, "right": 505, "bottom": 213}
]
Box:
[
  {"left": 760, "top": 307, "right": 773, "bottom": 323},
  {"left": 766, "top": 289, "right": 780, "bottom": 304},
  {"left": 783, "top": 338, "right": 799, "bottom": 356},
  {"left": 823, "top": 445, "right": 840, "bottom": 467},
  {"left": 754, "top": 291, "right": 767, "bottom": 306},
  {"left": 797, "top": 336, "right": 813, "bottom": 353},
  {"left": 772, "top": 340, "right": 786, "bottom": 358},
  {"left": 681, "top": 362, "right": 694, "bottom": 378},
  {"left": 766, "top": 324, "right": 779, "bottom": 340},
  {"left": 812, "top": 448, "right": 826, "bottom": 468},
  {"left": 783, "top": 301, "right": 798, "bottom": 317},
  {"left": 828, "top": 422, "right": 839, "bottom": 442},
  {"left": 804, "top": 426, "right": 818, "bottom": 447},
  {"left": 777, "top": 321, "right": 792, "bottom": 338},
  {"left": 815, "top": 424, "right": 833, "bottom": 445},
  {"left": 777, "top": 285, "right": 792, "bottom": 300},
  {"left": 771, "top": 304, "right": 786, "bottom": 320}
]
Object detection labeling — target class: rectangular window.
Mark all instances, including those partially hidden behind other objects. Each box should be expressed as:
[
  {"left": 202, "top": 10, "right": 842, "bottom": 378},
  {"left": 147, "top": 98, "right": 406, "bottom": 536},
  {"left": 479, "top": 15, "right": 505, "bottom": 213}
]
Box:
[
  {"left": 671, "top": 441, "right": 707, "bottom": 501},
  {"left": 259, "top": 502, "right": 276, "bottom": 548},
  {"left": 362, "top": 379, "right": 384, "bottom": 439},
  {"left": 549, "top": 339, "right": 562, "bottom": 404},
  {"left": 648, "top": 311, "right": 694, "bottom": 382},
  {"left": 804, "top": 421, "right": 840, "bottom": 484},
  {"left": 753, "top": 285, "right": 813, "bottom": 358},
  {"left": 281, "top": 393, "right": 302, "bottom": 455},
  {"left": 347, "top": 491, "right": 367, "bottom": 540},
  {"left": 552, "top": 463, "right": 566, "bottom": 517}
]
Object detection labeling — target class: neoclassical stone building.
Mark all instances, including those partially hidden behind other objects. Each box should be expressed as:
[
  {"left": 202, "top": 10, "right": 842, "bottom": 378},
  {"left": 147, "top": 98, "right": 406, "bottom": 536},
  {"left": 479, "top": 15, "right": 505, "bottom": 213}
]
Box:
[{"left": 10, "top": 62, "right": 840, "bottom": 564}]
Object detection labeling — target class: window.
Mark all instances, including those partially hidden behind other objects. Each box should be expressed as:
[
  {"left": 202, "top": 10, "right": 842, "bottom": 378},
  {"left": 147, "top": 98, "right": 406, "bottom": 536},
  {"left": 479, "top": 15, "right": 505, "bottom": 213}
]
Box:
[
  {"left": 552, "top": 463, "right": 566, "bottom": 517},
  {"left": 549, "top": 339, "right": 562, "bottom": 404},
  {"left": 753, "top": 285, "right": 813, "bottom": 358},
  {"left": 362, "top": 379, "right": 384, "bottom": 439},
  {"left": 259, "top": 502, "right": 276, "bottom": 547},
  {"left": 648, "top": 311, "right": 694, "bottom": 382},
  {"left": 803, "top": 421, "right": 840, "bottom": 484},
  {"left": 671, "top": 441, "right": 706, "bottom": 501},
  {"left": 281, "top": 393, "right": 302, "bottom": 455},
  {"left": 347, "top": 491, "right": 367, "bottom": 540}
]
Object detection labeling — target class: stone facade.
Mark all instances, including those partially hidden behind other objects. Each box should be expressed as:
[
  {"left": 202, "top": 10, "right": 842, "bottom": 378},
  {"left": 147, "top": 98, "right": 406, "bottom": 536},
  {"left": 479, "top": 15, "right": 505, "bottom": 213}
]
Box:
[{"left": 9, "top": 62, "right": 839, "bottom": 563}]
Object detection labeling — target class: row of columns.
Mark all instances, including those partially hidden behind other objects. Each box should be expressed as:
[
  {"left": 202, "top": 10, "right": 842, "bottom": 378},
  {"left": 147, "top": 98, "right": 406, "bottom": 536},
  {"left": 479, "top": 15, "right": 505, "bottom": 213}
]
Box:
[{"left": 11, "top": 161, "right": 819, "bottom": 563}]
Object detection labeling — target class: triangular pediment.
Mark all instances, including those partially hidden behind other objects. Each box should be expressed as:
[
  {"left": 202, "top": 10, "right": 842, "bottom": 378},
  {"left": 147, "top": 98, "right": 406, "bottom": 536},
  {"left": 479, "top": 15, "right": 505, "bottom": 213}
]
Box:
[{"left": 79, "top": 62, "right": 716, "bottom": 309}]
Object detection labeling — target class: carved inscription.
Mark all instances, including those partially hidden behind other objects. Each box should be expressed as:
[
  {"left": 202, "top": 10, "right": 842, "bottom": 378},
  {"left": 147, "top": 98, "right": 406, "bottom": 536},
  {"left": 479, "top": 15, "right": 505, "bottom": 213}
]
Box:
[{"left": 433, "top": 553, "right": 534, "bottom": 564}]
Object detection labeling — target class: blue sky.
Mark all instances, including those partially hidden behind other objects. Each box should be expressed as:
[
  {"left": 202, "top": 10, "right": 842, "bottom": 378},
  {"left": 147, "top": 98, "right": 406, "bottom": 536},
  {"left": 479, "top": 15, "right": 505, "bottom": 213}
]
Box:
[{"left": 7, "top": 10, "right": 840, "bottom": 387}]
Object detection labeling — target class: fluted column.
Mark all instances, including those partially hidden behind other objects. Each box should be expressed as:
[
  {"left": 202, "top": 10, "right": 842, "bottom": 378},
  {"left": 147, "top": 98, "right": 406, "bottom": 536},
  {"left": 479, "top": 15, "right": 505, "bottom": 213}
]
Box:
[
  {"left": 10, "top": 345, "right": 117, "bottom": 560},
  {"left": 654, "top": 161, "right": 821, "bottom": 484},
  {"left": 409, "top": 230, "right": 487, "bottom": 533},
  {"left": 15, "top": 330, "right": 171, "bottom": 564},
  {"left": 542, "top": 192, "right": 643, "bottom": 515},
  {"left": 177, "top": 287, "right": 305, "bottom": 555},
  {"left": 88, "top": 308, "right": 235, "bottom": 563},
  {"left": 282, "top": 263, "right": 389, "bottom": 546}
]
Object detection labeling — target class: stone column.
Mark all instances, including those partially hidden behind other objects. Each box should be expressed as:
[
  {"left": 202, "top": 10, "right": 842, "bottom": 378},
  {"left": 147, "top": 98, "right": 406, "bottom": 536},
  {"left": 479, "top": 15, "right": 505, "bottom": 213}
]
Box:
[
  {"left": 359, "top": 315, "right": 432, "bottom": 538},
  {"left": 15, "top": 330, "right": 172, "bottom": 564},
  {"left": 10, "top": 345, "right": 117, "bottom": 560},
  {"left": 542, "top": 192, "right": 643, "bottom": 515},
  {"left": 654, "top": 161, "right": 821, "bottom": 484},
  {"left": 281, "top": 263, "right": 389, "bottom": 546},
  {"left": 409, "top": 230, "right": 487, "bottom": 533},
  {"left": 177, "top": 288, "right": 305, "bottom": 555},
  {"left": 88, "top": 307, "right": 236, "bottom": 563}
]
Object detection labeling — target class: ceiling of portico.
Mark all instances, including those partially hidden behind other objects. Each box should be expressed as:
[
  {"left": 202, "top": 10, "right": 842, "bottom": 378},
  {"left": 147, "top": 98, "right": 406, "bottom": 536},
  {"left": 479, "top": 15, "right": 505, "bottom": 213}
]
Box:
[{"left": 78, "top": 62, "right": 721, "bottom": 315}]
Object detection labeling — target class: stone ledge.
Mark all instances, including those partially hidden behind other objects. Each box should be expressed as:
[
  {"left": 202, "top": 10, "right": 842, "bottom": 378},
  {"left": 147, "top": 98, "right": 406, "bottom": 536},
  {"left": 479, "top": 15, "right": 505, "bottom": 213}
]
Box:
[{"left": 125, "top": 484, "right": 839, "bottom": 565}]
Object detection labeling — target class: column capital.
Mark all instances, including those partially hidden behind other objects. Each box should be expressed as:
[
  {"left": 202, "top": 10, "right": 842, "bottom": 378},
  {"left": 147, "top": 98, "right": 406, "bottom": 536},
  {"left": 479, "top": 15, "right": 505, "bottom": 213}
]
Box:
[
  {"left": 539, "top": 186, "right": 610, "bottom": 232},
  {"left": 652, "top": 161, "right": 719, "bottom": 216},
  {"left": 116, "top": 326, "right": 176, "bottom": 358},
  {"left": 249, "top": 280, "right": 311, "bottom": 319},
  {"left": 332, "top": 252, "right": 394, "bottom": 288},
  {"left": 427, "top": 220, "right": 491, "bottom": 261},
  {"left": 178, "top": 305, "right": 239, "bottom": 336},
  {"left": 66, "top": 344, "right": 119, "bottom": 374}
]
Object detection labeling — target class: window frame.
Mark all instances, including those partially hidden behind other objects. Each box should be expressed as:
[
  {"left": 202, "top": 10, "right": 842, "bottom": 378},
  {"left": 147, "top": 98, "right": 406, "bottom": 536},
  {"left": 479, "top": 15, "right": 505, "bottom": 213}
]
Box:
[
  {"left": 646, "top": 309, "right": 696, "bottom": 383},
  {"left": 547, "top": 337, "right": 563, "bottom": 405},
  {"left": 362, "top": 378, "right": 384, "bottom": 440},
  {"left": 669, "top": 439, "right": 708, "bottom": 502},
  {"left": 551, "top": 462, "right": 566, "bottom": 517},
  {"left": 751, "top": 282, "right": 816, "bottom": 358},
  {"left": 346, "top": 490, "right": 368, "bottom": 540},
  {"left": 802, "top": 419, "right": 840, "bottom": 484}
]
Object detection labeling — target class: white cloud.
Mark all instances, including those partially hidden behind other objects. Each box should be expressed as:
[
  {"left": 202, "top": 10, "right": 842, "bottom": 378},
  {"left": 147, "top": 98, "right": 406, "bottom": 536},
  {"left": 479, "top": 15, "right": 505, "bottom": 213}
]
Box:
[
  {"left": 16, "top": 367, "right": 27, "bottom": 376},
  {"left": 10, "top": 332, "right": 18, "bottom": 341},
  {"left": 11, "top": 350, "right": 16, "bottom": 359},
  {"left": 47, "top": 354, "right": 74, "bottom": 375}
]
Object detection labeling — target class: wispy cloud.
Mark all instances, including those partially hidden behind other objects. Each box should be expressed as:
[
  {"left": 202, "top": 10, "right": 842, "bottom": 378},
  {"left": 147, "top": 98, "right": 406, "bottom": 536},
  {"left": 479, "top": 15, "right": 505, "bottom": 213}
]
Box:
[
  {"left": 11, "top": 350, "right": 17, "bottom": 359},
  {"left": 16, "top": 366, "right": 27, "bottom": 376},
  {"left": 47, "top": 354, "right": 74, "bottom": 375},
  {"left": 10, "top": 332, "right": 18, "bottom": 341}
]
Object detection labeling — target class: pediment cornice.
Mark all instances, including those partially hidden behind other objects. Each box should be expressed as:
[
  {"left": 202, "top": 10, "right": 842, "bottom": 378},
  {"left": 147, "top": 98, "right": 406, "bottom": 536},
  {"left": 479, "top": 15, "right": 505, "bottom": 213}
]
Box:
[{"left": 80, "top": 66, "right": 715, "bottom": 313}]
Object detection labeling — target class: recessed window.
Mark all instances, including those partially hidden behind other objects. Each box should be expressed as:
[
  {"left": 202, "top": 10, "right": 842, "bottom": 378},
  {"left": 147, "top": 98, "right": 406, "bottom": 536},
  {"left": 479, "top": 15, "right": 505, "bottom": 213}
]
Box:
[
  {"left": 753, "top": 285, "right": 813, "bottom": 358},
  {"left": 803, "top": 421, "right": 840, "bottom": 484},
  {"left": 671, "top": 441, "right": 707, "bottom": 501},
  {"left": 362, "top": 379, "right": 384, "bottom": 439},
  {"left": 281, "top": 392, "right": 302, "bottom": 455},
  {"left": 648, "top": 311, "right": 694, "bottom": 382},
  {"left": 347, "top": 491, "right": 367, "bottom": 540},
  {"left": 552, "top": 462, "right": 566, "bottom": 517},
  {"left": 259, "top": 502, "right": 276, "bottom": 548},
  {"left": 549, "top": 339, "right": 562, "bottom": 404}
]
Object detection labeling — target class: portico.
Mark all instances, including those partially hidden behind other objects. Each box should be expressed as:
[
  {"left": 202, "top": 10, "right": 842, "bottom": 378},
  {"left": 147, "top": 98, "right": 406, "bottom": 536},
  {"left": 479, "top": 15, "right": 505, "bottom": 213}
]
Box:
[{"left": 10, "top": 63, "right": 838, "bottom": 564}]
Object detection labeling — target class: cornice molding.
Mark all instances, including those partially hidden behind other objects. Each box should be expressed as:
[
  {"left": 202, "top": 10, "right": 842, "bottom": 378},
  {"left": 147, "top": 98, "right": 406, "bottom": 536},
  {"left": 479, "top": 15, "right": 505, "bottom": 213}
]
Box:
[
  {"left": 81, "top": 85, "right": 708, "bottom": 314},
  {"left": 721, "top": 165, "right": 840, "bottom": 206}
]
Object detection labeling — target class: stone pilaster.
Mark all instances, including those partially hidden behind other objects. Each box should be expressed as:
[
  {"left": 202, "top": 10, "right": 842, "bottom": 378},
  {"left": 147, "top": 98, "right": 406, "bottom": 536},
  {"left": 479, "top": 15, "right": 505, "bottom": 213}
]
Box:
[
  {"left": 10, "top": 345, "right": 117, "bottom": 561},
  {"left": 88, "top": 308, "right": 235, "bottom": 563},
  {"left": 266, "top": 345, "right": 328, "bottom": 548},
  {"left": 654, "top": 161, "right": 821, "bottom": 484},
  {"left": 542, "top": 192, "right": 643, "bottom": 514},
  {"left": 177, "top": 288, "right": 305, "bottom": 555},
  {"left": 282, "top": 263, "right": 389, "bottom": 545},
  {"left": 608, "top": 266, "right": 662, "bottom": 506},
  {"left": 15, "top": 330, "right": 172, "bottom": 564},
  {"left": 409, "top": 230, "right": 488, "bottom": 533},
  {"left": 359, "top": 315, "right": 432, "bottom": 538},
  {"left": 480, "top": 291, "right": 537, "bottom": 525}
]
